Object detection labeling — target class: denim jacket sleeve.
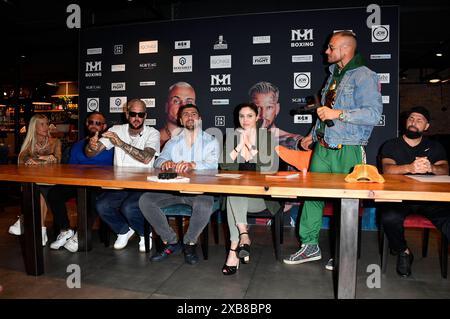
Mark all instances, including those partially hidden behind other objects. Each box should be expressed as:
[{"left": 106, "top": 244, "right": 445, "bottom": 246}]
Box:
[
  {"left": 312, "top": 65, "right": 383, "bottom": 146},
  {"left": 339, "top": 67, "right": 382, "bottom": 126}
]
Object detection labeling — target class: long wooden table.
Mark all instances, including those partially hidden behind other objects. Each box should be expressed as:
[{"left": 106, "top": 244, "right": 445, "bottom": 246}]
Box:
[{"left": 1, "top": 164, "right": 449, "bottom": 299}]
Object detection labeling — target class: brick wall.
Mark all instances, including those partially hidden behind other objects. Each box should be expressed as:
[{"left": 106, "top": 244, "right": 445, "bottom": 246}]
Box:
[{"left": 400, "top": 83, "right": 450, "bottom": 135}]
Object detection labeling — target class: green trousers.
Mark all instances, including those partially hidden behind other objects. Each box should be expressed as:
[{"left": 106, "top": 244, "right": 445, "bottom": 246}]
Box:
[{"left": 299, "top": 144, "right": 364, "bottom": 244}]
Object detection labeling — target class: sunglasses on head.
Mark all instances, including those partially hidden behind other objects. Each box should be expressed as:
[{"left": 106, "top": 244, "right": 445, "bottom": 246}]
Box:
[
  {"left": 87, "top": 120, "right": 104, "bottom": 126},
  {"left": 129, "top": 111, "right": 146, "bottom": 118}
]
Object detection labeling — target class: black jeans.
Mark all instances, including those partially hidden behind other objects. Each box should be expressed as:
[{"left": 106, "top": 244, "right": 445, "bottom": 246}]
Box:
[
  {"left": 380, "top": 201, "right": 450, "bottom": 252},
  {"left": 47, "top": 185, "right": 101, "bottom": 231}
]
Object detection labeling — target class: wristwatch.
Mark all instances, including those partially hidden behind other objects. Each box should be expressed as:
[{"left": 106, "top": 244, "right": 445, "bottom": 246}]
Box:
[{"left": 338, "top": 111, "right": 345, "bottom": 121}]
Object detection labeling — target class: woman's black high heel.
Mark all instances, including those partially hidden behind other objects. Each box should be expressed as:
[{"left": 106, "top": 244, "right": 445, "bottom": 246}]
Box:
[
  {"left": 222, "top": 248, "right": 239, "bottom": 276},
  {"left": 237, "top": 232, "right": 251, "bottom": 264}
]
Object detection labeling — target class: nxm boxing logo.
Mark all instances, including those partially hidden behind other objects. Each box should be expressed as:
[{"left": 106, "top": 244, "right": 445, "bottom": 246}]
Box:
[{"left": 210, "top": 74, "right": 231, "bottom": 92}]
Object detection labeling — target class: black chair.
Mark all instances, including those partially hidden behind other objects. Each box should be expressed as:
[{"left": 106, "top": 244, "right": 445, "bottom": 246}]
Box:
[
  {"left": 0, "top": 143, "right": 8, "bottom": 164},
  {"left": 246, "top": 202, "right": 285, "bottom": 262}
]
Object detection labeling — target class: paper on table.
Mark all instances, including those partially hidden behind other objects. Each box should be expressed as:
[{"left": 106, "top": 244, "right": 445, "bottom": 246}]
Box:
[
  {"left": 265, "top": 172, "right": 300, "bottom": 179},
  {"left": 215, "top": 173, "right": 242, "bottom": 179},
  {"left": 147, "top": 176, "right": 190, "bottom": 183},
  {"left": 406, "top": 175, "right": 450, "bottom": 183}
]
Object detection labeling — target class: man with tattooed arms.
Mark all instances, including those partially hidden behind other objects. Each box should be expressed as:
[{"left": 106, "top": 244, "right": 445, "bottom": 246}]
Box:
[{"left": 86, "top": 99, "right": 160, "bottom": 252}]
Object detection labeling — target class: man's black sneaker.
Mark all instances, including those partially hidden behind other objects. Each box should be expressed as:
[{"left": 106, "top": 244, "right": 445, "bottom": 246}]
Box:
[
  {"left": 150, "top": 241, "right": 182, "bottom": 262},
  {"left": 183, "top": 243, "right": 199, "bottom": 265},
  {"left": 396, "top": 250, "right": 414, "bottom": 277}
]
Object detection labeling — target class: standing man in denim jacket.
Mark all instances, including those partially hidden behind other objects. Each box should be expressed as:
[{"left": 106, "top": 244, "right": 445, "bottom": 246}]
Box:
[{"left": 284, "top": 31, "right": 382, "bottom": 268}]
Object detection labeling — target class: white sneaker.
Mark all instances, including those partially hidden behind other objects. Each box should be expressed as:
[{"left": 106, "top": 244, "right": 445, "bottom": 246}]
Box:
[
  {"left": 64, "top": 232, "right": 78, "bottom": 253},
  {"left": 289, "top": 217, "right": 296, "bottom": 228},
  {"left": 42, "top": 227, "right": 48, "bottom": 246},
  {"left": 50, "top": 229, "right": 74, "bottom": 250},
  {"left": 8, "top": 217, "right": 23, "bottom": 235},
  {"left": 325, "top": 258, "right": 334, "bottom": 271},
  {"left": 139, "top": 232, "right": 153, "bottom": 252},
  {"left": 113, "top": 228, "right": 135, "bottom": 250}
]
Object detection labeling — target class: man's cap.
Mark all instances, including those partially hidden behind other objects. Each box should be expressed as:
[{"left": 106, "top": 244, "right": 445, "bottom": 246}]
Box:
[{"left": 409, "top": 106, "right": 431, "bottom": 122}]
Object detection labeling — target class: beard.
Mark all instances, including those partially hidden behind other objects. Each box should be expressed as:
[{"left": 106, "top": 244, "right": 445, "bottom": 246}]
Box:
[
  {"left": 405, "top": 127, "right": 423, "bottom": 139},
  {"left": 129, "top": 121, "right": 144, "bottom": 130},
  {"left": 88, "top": 129, "right": 104, "bottom": 138}
]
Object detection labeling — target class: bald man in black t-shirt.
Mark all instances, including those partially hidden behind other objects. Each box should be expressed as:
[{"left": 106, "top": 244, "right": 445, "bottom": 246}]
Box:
[{"left": 379, "top": 106, "right": 449, "bottom": 278}]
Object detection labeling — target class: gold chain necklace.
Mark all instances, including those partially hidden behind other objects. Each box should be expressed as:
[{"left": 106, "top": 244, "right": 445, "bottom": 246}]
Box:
[{"left": 165, "top": 125, "right": 172, "bottom": 139}]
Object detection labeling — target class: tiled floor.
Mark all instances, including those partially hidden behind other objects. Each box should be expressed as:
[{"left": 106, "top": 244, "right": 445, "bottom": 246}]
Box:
[{"left": 0, "top": 203, "right": 449, "bottom": 299}]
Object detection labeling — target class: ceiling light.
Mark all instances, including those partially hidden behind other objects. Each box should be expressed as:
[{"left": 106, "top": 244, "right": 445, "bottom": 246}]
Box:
[
  {"left": 429, "top": 78, "right": 441, "bottom": 83},
  {"left": 436, "top": 53, "right": 443, "bottom": 57}
]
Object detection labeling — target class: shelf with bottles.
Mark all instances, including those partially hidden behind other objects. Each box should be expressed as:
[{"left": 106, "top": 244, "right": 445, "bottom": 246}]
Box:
[{"left": 0, "top": 105, "right": 25, "bottom": 129}]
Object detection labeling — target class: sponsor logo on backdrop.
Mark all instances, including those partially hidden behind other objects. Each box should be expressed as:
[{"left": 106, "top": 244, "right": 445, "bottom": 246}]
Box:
[
  {"left": 139, "top": 40, "right": 158, "bottom": 54},
  {"left": 215, "top": 116, "right": 226, "bottom": 126},
  {"left": 382, "top": 96, "right": 390, "bottom": 104},
  {"left": 85, "top": 61, "right": 102, "bottom": 77},
  {"left": 110, "top": 97, "right": 127, "bottom": 113},
  {"left": 210, "top": 74, "right": 231, "bottom": 92},
  {"left": 294, "top": 114, "right": 312, "bottom": 124},
  {"left": 111, "top": 64, "right": 125, "bottom": 72},
  {"left": 253, "top": 35, "right": 271, "bottom": 44},
  {"left": 173, "top": 55, "right": 193, "bottom": 73},
  {"left": 212, "top": 99, "right": 229, "bottom": 105},
  {"left": 86, "top": 85, "right": 101, "bottom": 91},
  {"left": 210, "top": 55, "right": 232, "bottom": 69},
  {"left": 111, "top": 82, "right": 126, "bottom": 91},
  {"left": 376, "top": 114, "right": 386, "bottom": 126},
  {"left": 87, "top": 98, "right": 99, "bottom": 112},
  {"left": 175, "top": 40, "right": 191, "bottom": 49},
  {"left": 139, "top": 62, "right": 157, "bottom": 70},
  {"left": 292, "top": 55, "right": 313, "bottom": 63},
  {"left": 253, "top": 55, "right": 271, "bottom": 65},
  {"left": 370, "top": 54, "right": 391, "bottom": 60},
  {"left": 214, "top": 35, "right": 228, "bottom": 50},
  {"left": 114, "top": 45, "right": 123, "bottom": 55},
  {"left": 87, "top": 48, "right": 102, "bottom": 55},
  {"left": 141, "top": 98, "right": 156, "bottom": 108},
  {"left": 294, "top": 72, "right": 311, "bottom": 89},
  {"left": 145, "top": 119, "right": 156, "bottom": 126},
  {"left": 291, "top": 29, "right": 314, "bottom": 47},
  {"left": 139, "top": 81, "right": 156, "bottom": 86},
  {"left": 292, "top": 97, "right": 308, "bottom": 104},
  {"left": 372, "top": 25, "right": 390, "bottom": 42},
  {"left": 377, "top": 73, "right": 390, "bottom": 84}
]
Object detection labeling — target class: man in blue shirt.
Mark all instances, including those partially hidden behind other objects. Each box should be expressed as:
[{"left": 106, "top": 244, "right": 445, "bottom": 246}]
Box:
[
  {"left": 139, "top": 104, "right": 220, "bottom": 265},
  {"left": 47, "top": 111, "right": 113, "bottom": 252}
]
